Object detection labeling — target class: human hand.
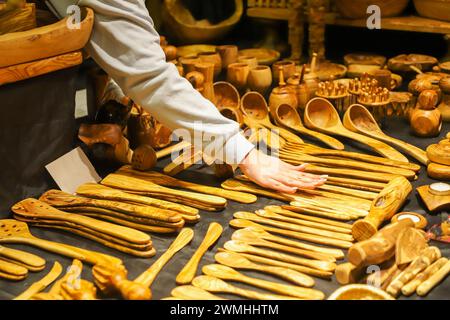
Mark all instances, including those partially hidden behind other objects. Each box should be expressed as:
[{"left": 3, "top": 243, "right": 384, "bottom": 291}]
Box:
[{"left": 238, "top": 149, "right": 327, "bottom": 194}]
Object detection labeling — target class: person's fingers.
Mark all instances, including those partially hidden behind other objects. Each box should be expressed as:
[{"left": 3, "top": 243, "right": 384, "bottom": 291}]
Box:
[
  {"left": 267, "top": 178, "right": 298, "bottom": 194},
  {"left": 291, "top": 171, "right": 328, "bottom": 183}
]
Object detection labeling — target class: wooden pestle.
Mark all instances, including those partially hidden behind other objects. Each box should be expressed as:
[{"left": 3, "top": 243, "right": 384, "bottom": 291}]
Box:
[{"left": 352, "top": 176, "right": 412, "bottom": 242}]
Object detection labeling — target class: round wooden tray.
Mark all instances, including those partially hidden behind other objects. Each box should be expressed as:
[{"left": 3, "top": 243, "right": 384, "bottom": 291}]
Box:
[
  {"left": 177, "top": 45, "right": 217, "bottom": 58},
  {"left": 238, "top": 48, "right": 280, "bottom": 65}
]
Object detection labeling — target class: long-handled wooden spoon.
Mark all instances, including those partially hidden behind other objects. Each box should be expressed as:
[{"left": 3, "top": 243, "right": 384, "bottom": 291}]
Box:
[
  {"left": 14, "top": 262, "right": 62, "bottom": 300},
  {"left": 171, "top": 285, "right": 226, "bottom": 300},
  {"left": 304, "top": 98, "right": 408, "bottom": 162},
  {"left": 272, "top": 103, "right": 344, "bottom": 149},
  {"left": 202, "top": 264, "right": 325, "bottom": 300},
  {"left": 232, "top": 229, "right": 336, "bottom": 262},
  {"left": 117, "top": 167, "right": 257, "bottom": 204},
  {"left": 192, "top": 275, "right": 299, "bottom": 300},
  {"left": 215, "top": 251, "right": 315, "bottom": 287},
  {"left": 343, "top": 104, "right": 429, "bottom": 165},
  {"left": 135, "top": 228, "right": 194, "bottom": 287},
  {"left": 176, "top": 223, "right": 223, "bottom": 285},
  {"left": 223, "top": 240, "right": 336, "bottom": 272},
  {"left": 240, "top": 91, "right": 304, "bottom": 144}
]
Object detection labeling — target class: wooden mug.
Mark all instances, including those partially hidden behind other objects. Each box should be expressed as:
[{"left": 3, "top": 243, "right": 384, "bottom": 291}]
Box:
[
  {"left": 247, "top": 65, "right": 273, "bottom": 95},
  {"left": 272, "top": 60, "right": 296, "bottom": 82},
  {"left": 227, "top": 63, "right": 250, "bottom": 92},
  {"left": 217, "top": 45, "right": 238, "bottom": 69},
  {"left": 238, "top": 55, "right": 258, "bottom": 69},
  {"left": 198, "top": 52, "right": 222, "bottom": 79},
  {"left": 179, "top": 55, "right": 200, "bottom": 74}
]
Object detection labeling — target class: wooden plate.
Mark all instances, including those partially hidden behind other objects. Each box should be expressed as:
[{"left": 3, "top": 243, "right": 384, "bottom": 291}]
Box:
[
  {"left": 177, "top": 45, "right": 217, "bottom": 58},
  {"left": 302, "top": 62, "right": 348, "bottom": 81},
  {"left": 238, "top": 48, "right": 280, "bottom": 65}
]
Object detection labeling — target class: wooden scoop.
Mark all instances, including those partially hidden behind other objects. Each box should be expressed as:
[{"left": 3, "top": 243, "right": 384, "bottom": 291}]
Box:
[
  {"left": 12, "top": 198, "right": 151, "bottom": 245},
  {"left": 223, "top": 240, "right": 335, "bottom": 272},
  {"left": 171, "top": 285, "right": 226, "bottom": 300},
  {"left": 117, "top": 167, "right": 257, "bottom": 204},
  {"left": 343, "top": 104, "right": 429, "bottom": 165},
  {"left": 215, "top": 251, "right": 315, "bottom": 287},
  {"left": 0, "top": 245, "right": 45, "bottom": 272},
  {"left": 192, "top": 275, "right": 298, "bottom": 300},
  {"left": 202, "top": 264, "right": 325, "bottom": 300},
  {"left": 135, "top": 228, "right": 194, "bottom": 287},
  {"left": 0, "top": 219, "right": 122, "bottom": 266},
  {"left": 176, "top": 223, "right": 223, "bottom": 285},
  {"left": 304, "top": 97, "right": 408, "bottom": 162},
  {"left": 240, "top": 91, "right": 303, "bottom": 144},
  {"left": 232, "top": 228, "right": 336, "bottom": 262},
  {"left": 272, "top": 103, "right": 344, "bottom": 150}
]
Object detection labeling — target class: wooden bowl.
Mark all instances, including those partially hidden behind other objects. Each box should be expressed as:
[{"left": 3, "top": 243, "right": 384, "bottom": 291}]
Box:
[
  {"left": 177, "top": 45, "right": 216, "bottom": 58},
  {"left": 344, "top": 53, "right": 386, "bottom": 66},
  {"left": 335, "top": 0, "right": 409, "bottom": 19},
  {"left": 213, "top": 81, "right": 240, "bottom": 109},
  {"left": 388, "top": 54, "right": 439, "bottom": 73},
  {"left": 238, "top": 48, "right": 280, "bottom": 65},
  {"left": 328, "top": 284, "right": 395, "bottom": 300},
  {"left": 304, "top": 62, "right": 348, "bottom": 81},
  {"left": 162, "top": 0, "right": 243, "bottom": 43},
  {"left": 414, "top": 0, "right": 450, "bottom": 22}
]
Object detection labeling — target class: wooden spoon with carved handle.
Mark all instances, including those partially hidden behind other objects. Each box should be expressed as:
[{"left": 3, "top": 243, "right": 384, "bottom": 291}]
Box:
[
  {"left": 215, "top": 251, "right": 315, "bottom": 287},
  {"left": 135, "top": 228, "right": 194, "bottom": 287},
  {"left": 202, "top": 264, "right": 325, "bottom": 300},
  {"left": 176, "top": 223, "right": 223, "bottom": 285},
  {"left": 192, "top": 275, "right": 299, "bottom": 300}
]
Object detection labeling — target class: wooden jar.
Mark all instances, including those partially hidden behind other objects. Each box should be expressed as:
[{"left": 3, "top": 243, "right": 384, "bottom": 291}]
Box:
[{"left": 410, "top": 90, "right": 442, "bottom": 137}]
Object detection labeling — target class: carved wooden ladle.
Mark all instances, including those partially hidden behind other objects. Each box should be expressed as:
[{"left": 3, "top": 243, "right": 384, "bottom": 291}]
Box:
[
  {"left": 271, "top": 103, "right": 345, "bottom": 150},
  {"left": 240, "top": 91, "right": 304, "bottom": 144},
  {"left": 343, "top": 104, "right": 429, "bottom": 165},
  {"left": 304, "top": 97, "right": 408, "bottom": 162}
]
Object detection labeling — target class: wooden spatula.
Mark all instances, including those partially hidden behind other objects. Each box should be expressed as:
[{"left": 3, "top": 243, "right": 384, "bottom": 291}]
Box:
[
  {"left": 14, "top": 262, "right": 63, "bottom": 300},
  {"left": 0, "top": 245, "right": 45, "bottom": 272}
]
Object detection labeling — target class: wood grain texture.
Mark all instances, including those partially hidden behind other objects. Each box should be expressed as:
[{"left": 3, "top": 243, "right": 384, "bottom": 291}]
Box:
[{"left": 0, "top": 3, "right": 36, "bottom": 35}]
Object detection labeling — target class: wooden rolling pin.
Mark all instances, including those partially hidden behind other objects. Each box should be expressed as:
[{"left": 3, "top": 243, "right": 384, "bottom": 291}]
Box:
[{"left": 352, "top": 176, "right": 412, "bottom": 242}]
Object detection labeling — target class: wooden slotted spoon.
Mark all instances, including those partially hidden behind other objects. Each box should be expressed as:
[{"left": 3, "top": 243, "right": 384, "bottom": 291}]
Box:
[
  {"left": 272, "top": 103, "right": 344, "bottom": 150},
  {"left": 343, "top": 104, "right": 429, "bottom": 165},
  {"left": 0, "top": 220, "right": 122, "bottom": 266},
  {"left": 304, "top": 97, "right": 408, "bottom": 162}
]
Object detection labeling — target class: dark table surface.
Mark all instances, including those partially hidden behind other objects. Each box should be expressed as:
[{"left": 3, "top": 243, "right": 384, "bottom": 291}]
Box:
[{"left": 0, "top": 118, "right": 449, "bottom": 300}]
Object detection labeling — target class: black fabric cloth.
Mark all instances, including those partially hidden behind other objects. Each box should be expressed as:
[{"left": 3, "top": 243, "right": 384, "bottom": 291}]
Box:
[
  {"left": 0, "top": 116, "right": 448, "bottom": 300},
  {"left": 0, "top": 67, "right": 79, "bottom": 213}
]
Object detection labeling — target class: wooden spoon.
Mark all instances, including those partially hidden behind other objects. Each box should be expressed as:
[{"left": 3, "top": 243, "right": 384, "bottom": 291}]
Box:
[
  {"left": 230, "top": 218, "right": 352, "bottom": 249},
  {"left": 221, "top": 179, "right": 292, "bottom": 202},
  {"left": 192, "top": 275, "right": 298, "bottom": 300},
  {"left": 272, "top": 103, "right": 344, "bottom": 150},
  {"left": 135, "top": 228, "right": 194, "bottom": 287},
  {"left": 343, "top": 104, "right": 429, "bottom": 165},
  {"left": 304, "top": 97, "right": 408, "bottom": 162},
  {"left": 215, "top": 251, "right": 315, "bottom": 287},
  {"left": 240, "top": 91, "right": 304, "bottom": 144},
  {"left": 0, "top": 259, "right": 28, "bottom": 280},
  {"left": 232, "top": 229, "right": 336, "bottom": 262},
  {"left": 171, "top": 285, "right": 226, "bottom": 300},
  {"left": 0, "top": 245, "right": 45, "bottom": 272},
  {"left": 117, "top": 167, "right": 257, "bottom": 204},
  {"left": 176, "top": 223, "right": 223, "bottom": 285},
  {"left": 223, "top": 240, "right": 336, "bottom": 272},
  {"left": 202, "top": 264, "right": 325, "bottom": 300},
  {"left": 0, "top": 220, "right": 122, "bottom": 266}
]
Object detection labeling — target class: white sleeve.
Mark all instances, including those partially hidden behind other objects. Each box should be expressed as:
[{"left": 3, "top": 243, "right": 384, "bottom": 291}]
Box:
[{"left": 76, "top": 0, "right": 254, "bottom": 165}]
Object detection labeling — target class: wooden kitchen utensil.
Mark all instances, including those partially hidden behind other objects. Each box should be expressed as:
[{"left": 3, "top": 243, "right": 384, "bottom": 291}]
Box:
[
  {"left": 14, "top": 262, "right": 62, "bottom": 300},
  {"left": 348, "top": 219, "right": 415, "bottom": 268},
  {"left": 235, "top": 212, "right": 353, "bottom": 248},
  {"left": 171, "top": 285, "right": 225, "bottom": 300},
  {"left": 396, "top": 227, "right": 428, "bottom": 266},
  {"left": 352, "top": 176, "right": 413, "bottom": 241},
  {"left": 240, "top": 91, "right": 304, "bottom": 144},
  {"left": 221, "top": 179, "right": 292, "bottom": 202},
  {"left": 401, "top": 257, "right": 448, "bottom": 296},
  {"left": 416, "top": 259, "right": 450, "bottom": 296},
  {"left": 135, "top": 228, "right": 194, "bottom": 287},
  {"left": 272, "top": 103, "right": 344, "bottom": 150},
  {"left": 192, "top": 275, "right": 297, "bottom": 300},
  {"left": 50, "top": 259, "right": 82, "bottom": 296},
  {"left": 213, "top": 81, "right": 240, "bottom": 110},
  {"left": 343, "top": 104, "right": 429, "bottom": 165},
  {"left": 232, "top": 228, "right": 336, "bottom": 262},
  {"left": 391, "top": 212, "right": 428, "bottom": 229},
  {"left": 101, "top": 173, "right": 227, "bottom": 211},
  {"left": 61, "top": 279, "right": 97, "bottom": 300},
  {"left": 0, "top": 220, "right": 122, "bottom": 266},
  {"left": 0, "top": 258, "right": 28, "bottom": 281},
  {"left": 427, "top": 142, "right": 450, "bottom": 166},
  {"left": 417, "top": 183, "right": 450, "bottom": 212},
  {"left": 427, "top": 162, "right": 450, "bottom": 180},
  {"left": 0, "top": 245, "right": 45, "bottom": 272},
  {"left": 304, "top": 98, "right": 408, "bottom": 162},
  {"left": 214, "top": 251, "right": 315, "bottom": 287},
  {"left": 335, "top": 262, "right": 364, "bottom": 285},
  {"left": 410, "top": 90, "right": 442, "bottom": 137},
  {"left": 117, "top": 167, "right": 257, "bottom": 204},
  {"left": 223, "top": 240, "right": 336, "bottom": 272},
  {"left": 202, "top": 264, "right": 325, "bottom": 300},
  {"left": 176, "top": 223, "right": 223, "bottom": 285}
]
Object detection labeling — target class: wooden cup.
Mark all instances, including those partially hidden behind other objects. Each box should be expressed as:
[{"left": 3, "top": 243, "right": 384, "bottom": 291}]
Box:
[
  {"left": 198, "top": 52, "right": 222, "bottom": 79},
  {"left": 248, "top": 65, "right": 273, "bottom": 95},
  {"left": 272, "top": 60, "right": 296, "bottom": 83},
  {"left": 179, "top": 55, "right": 200, "bottom": 74},
  {"left": 238, "top": 55, "right": 258, "bottom": 69},
  {"left": 227, "top": 63, "right": 250, "bottom": 92},
  {"left": 216, "top": 45, "right": 238, "bottom": 69}
]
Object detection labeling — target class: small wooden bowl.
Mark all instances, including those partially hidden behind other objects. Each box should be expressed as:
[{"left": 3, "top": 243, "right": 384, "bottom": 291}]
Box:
[
  {"left": 238, "top": 48, "right": 280, "bottom": 65},
  {"left": 388, "top": 54, "right": 439, "bottom": 73},
  {"left": 344, "top": 53, "right": 386, "bottom": 66},
  {"left": 328, "top": 284, "right": 395, "bottom": 300},
  {"left": 213, "top": 81, "right": 240, "bottom": 110},
  {"left": 391, "top": 212, "right": 428, "bottom": 229},
  {"left": 414, "top": 0, "right": 450, "bottom": 22}
]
